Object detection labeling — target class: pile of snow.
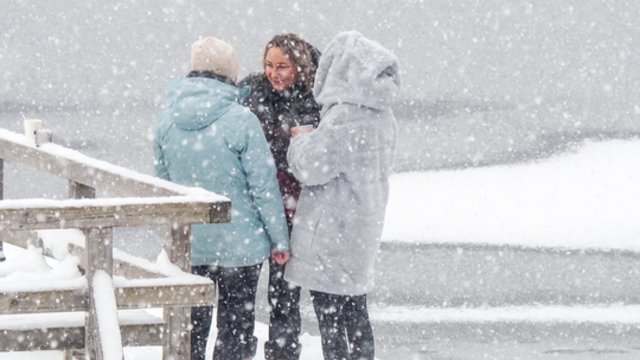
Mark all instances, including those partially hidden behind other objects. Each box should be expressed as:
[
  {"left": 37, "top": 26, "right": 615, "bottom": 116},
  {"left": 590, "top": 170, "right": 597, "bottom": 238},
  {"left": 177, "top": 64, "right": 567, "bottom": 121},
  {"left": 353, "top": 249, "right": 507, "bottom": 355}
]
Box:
[
  {"left": 383, "top": 138, "right": 640, "bottom": 252},
  {"left": 0, "top": 245, "right": 85, "bottom": 292}
]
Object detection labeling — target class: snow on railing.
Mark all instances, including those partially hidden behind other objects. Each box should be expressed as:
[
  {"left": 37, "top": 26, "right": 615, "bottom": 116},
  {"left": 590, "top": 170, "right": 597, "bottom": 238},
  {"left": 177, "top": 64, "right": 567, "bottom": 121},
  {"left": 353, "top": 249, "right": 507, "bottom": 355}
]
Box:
[
  {"left": 91, "top": 270, "right": 123, "bottom": 360},
  {"left": 0, "top": 125, "right": 231, "bottom": 359}
]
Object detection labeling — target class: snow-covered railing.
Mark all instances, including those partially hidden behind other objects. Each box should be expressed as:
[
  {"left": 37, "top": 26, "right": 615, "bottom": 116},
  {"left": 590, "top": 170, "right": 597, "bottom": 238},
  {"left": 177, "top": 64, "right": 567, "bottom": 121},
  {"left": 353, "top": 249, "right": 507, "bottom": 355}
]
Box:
[{"left": 0, "top": 127, "right": 231, "bottom": 359}]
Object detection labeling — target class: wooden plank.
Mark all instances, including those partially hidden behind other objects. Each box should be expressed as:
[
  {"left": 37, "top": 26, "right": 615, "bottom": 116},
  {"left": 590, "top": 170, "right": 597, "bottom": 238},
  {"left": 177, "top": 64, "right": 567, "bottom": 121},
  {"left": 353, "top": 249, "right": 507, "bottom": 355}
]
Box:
[
  {"left": 0, "top": 134, "right": 176, "bottom": 198},
  {"left": 163, "top": 306, "right": 191, "bottom": 360},
  {"left": 120, "top": 323, "right": 164, "bottom": 347},
  {"left": 1, "top": 327, "right": 84, "bottom": 352},
  {"left": 85, "top": 227, "right": 113, "bottom": 276},
  {"left": 0, "top": 309, "right": 164, "bottom": 331},
  {"left": 0, "top": 158, "right": 3, "bottom": 255},
  {"left": 164, "top": 224, "right": 193, "bottom": 360},
  {"left": 0, "top": 289, "right": 88, "bottom": 314},
  {"left": 116, "top": 283, "right": 214, "bottom": 309},
  {"left": 166, "top": 224, "right": 192, "bottom": 272},
  {"left": 68, "top": 182, "right": 95, "bottom": 275},
  {"left": 0, "top": 306, "right": 165, "bottom": 353},
  {"left": 0, "top": 158, "right": 3, "bottom": 200},
  {"left": 85, "top": 227, "right": 114, "bottom": 360},
  {"left": 0, "top": 229, "right": 39, "bottom": 249},
  {"left": 0, "top": 323, "right": 164, "bottom": 352},
  {"left": 90, "top": 271, "right": 123, "bottom": 360},
  {"left": 0, "top": 283, "right": 215, "bottom": 314},
  {"left": 0, "top": 199, "right": 230, "bottom": 230},
  {"left": 0, "top": 130, "right": 227, "bottom": 203}
]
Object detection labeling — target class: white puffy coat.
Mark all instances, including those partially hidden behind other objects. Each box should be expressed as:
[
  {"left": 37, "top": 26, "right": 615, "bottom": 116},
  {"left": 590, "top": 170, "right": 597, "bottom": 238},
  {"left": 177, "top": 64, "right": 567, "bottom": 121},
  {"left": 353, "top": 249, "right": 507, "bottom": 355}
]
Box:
[{"left": 284, "top": 31, "right": 400, "bottom": 295}]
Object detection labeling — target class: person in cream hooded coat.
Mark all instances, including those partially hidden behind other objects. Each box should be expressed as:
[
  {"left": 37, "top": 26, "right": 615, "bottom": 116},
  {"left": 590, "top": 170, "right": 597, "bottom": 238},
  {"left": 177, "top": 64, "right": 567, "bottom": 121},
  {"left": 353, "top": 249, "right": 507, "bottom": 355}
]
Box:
[{"left": 285, "top": 31, "right": 400, "bottom": 360}]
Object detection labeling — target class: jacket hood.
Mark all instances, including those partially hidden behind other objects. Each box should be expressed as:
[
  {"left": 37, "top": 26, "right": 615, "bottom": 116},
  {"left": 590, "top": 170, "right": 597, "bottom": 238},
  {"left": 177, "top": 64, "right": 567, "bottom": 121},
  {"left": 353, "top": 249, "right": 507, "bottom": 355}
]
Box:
[
  {"left": 164, "top": 76, "right": 239, "bottom": 131},
  {"left": 313, "top": 31, "right": 400, "bottom": 111}
]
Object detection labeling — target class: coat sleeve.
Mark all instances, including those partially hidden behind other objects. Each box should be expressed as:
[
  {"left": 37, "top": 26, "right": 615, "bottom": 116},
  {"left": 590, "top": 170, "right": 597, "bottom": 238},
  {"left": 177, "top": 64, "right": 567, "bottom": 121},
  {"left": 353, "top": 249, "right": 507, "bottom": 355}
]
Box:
[
  {"left": 240, "top": 113, "right": 290, "bottom": 252},
  {"left": 287, "top": 116, "right": 341, "bottom": 186},
  {"left": 298, "top": 97, "right": 322, "bottom": 127}
]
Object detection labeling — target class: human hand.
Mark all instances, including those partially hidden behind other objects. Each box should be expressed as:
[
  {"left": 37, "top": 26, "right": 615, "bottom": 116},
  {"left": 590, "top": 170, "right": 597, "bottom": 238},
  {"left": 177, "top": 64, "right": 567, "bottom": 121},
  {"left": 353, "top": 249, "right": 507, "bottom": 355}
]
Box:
[
  {"left": 271, "top": 249, "right": 290, "bottom": 265},
  {"left": 291, "top": 125, "right": 314, "bottom": 138}
]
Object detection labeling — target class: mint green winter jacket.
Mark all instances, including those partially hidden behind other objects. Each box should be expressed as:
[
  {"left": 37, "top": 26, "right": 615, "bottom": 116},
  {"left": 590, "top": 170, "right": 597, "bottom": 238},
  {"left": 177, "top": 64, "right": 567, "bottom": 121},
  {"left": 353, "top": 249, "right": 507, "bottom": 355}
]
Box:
[{"left": 154, "top": 75, "right": 289, "bottom": 267}]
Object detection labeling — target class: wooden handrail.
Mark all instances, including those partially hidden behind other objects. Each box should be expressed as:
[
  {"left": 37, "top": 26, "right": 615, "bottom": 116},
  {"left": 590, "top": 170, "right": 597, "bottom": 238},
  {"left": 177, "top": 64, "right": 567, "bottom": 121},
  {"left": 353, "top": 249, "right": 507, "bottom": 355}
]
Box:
[
  {"left": 0, "top": 197, "right": 231, "bottom": 230},
  {"left": 0, "top": 126, "right": 230, "bottom": 359},
  {"left": 0, "top": 128, "right": 224, "bottom": 198}
]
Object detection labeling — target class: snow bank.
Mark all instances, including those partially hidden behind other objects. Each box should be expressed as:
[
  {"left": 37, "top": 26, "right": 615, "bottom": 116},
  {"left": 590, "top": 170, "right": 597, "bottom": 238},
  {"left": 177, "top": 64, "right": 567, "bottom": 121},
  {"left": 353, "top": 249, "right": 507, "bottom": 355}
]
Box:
[{"left": 383, "top": 139, "right": 640, "bottom": 252}]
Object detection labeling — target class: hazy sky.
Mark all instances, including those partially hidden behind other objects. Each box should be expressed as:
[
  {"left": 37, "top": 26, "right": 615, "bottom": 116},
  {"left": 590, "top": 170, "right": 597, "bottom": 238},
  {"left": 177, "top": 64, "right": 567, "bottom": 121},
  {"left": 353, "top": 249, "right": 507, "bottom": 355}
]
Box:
[{"left": 2, "top": 0, "right": 639, "bottom": 109}]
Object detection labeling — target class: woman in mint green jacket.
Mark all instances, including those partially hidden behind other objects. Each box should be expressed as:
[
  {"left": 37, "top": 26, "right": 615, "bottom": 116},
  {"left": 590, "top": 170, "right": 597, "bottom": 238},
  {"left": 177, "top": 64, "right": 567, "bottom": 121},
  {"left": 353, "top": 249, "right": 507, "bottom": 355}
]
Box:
[{"left": 154, "top": 36, "right": 289, "bottom": 360}]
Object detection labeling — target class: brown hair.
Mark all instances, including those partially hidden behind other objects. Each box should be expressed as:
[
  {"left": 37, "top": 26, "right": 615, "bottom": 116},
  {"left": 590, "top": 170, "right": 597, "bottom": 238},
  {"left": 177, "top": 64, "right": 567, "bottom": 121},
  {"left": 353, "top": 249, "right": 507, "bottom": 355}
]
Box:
[{"left": 263, "top": 33, "right": 316, "bottom": 93}]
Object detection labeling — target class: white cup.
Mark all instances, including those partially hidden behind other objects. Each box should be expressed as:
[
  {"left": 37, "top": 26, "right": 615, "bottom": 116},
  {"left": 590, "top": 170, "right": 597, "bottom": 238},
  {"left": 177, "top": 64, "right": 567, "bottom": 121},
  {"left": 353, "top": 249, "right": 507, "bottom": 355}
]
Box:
[{"left": 23, "top": 119, "right": 42, "bottom": 146}]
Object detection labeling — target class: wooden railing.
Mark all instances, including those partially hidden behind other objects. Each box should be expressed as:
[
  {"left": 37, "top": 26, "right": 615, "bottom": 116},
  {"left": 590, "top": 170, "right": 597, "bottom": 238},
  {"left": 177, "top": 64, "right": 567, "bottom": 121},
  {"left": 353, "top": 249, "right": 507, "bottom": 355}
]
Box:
[{"left": 0, "top": 127, "right": 231, "bottom": 359}]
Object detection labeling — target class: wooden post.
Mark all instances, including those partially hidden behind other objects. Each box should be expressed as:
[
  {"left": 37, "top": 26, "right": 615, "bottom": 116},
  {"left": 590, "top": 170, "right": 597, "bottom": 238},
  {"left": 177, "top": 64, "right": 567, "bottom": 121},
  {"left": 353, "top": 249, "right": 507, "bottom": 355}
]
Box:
[
  {"left": 69, "top": 179, "right": 96, "bottom": 199},
  {"left": 0, "top": 158, "right": 3, "bottom": 199},
  {"left": 163, "top": 223, "right": 193, "bottom": 360},
  {"left": 1, "top": 159, "right": 4, "bottom": 259},
  {"left": 84, "top": 226, "right": 115, "bottom": 360},
  {"left": 69, "top": 180, "right": 96, "bottom": 273},
  {"left": 91, "top": 270, "right": 123, "bottom": 360},
  {"left": 68, "top": 181, "right": 116, "bottom": 359}
]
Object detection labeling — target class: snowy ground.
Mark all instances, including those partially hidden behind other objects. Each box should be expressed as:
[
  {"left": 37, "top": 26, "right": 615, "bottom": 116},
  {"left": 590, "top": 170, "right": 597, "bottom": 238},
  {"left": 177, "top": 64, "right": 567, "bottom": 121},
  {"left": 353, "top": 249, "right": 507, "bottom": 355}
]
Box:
[
  {"left": 383, "top": 138, "right": 640, "bottom": 251},
  {"left": 1, "top": 138, "right": 640, "bottom": 359}
]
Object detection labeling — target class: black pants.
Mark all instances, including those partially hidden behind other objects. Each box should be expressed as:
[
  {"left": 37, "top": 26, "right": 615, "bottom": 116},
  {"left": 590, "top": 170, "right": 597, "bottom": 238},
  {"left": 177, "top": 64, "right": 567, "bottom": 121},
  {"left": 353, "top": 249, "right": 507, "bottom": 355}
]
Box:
[
  {"left": 264, "top": 261, "right": 302, "bottom": 360},
  {"left": 310, "top": 291, "right": 374, "bottom": 360},
  {"left": 191, "top": 264, "right": 262, "bottom": 360}
]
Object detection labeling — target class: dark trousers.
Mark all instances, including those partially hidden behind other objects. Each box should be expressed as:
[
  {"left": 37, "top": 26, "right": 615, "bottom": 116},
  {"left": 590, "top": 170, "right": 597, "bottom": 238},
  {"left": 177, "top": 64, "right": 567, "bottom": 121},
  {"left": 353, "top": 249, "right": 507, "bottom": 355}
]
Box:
[
  {"left": 265, "top": 261, "right": 302, "bottom": 360},
  {"left": 191, "top": 264, "right": 262, "bottom": 360},
  {"left": 310, "top": 291, "right": 374, "bottom": 360}
]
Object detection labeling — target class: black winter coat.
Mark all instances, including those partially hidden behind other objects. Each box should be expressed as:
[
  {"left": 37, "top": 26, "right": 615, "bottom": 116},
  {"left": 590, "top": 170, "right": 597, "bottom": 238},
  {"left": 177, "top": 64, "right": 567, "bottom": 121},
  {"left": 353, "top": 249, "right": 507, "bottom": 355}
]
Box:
[{"left": 239, "top": 74, "right": 321, "bottom": 228}]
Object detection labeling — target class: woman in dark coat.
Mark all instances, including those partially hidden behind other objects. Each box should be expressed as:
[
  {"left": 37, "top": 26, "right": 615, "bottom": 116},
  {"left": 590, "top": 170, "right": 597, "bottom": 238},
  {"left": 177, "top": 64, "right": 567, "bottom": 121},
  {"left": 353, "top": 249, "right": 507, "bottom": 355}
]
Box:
[{"left": 239, "top": 33, "right": 321, "bottom": 360}]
